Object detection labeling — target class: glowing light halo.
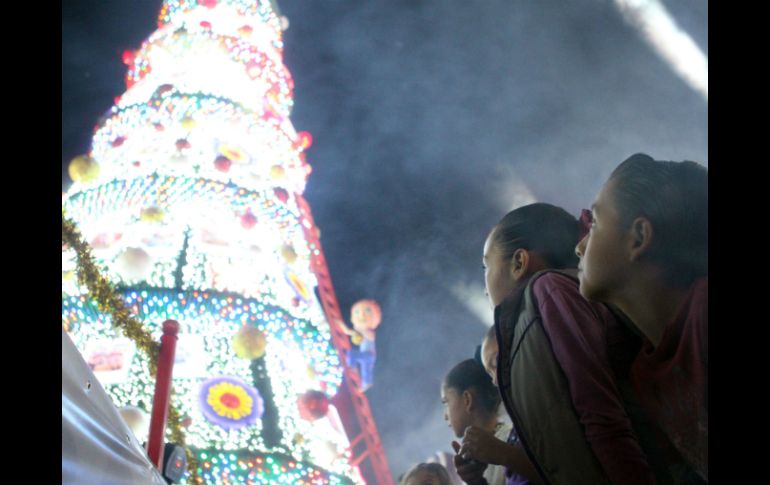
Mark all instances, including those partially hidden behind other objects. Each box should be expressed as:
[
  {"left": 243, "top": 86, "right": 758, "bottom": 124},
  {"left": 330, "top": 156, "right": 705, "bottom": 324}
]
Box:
[
  {"left": 89, "top": 94, "right": 309, "bottom": 193},
  {"left": 63, "top": 244, "right": 319, "bottom": 317},
  {"left": 62, "top": 177, "right": 323, "bottom": 315},
  {"left": 62, "top": 174, "right": 323, "bottom": 313},
  {"left": 159, "top": 0, "right": 285, "bottom": 50},
  {"left": 63, "top": 175, "right": 301, "bottom": 225},
  {"left": 64, "top": 297, "right": 346, "bottom": 459},
  {"left": 194, "top": 448, "right": 354, "bottom": 485},
  {"left": 614, "top": 0, "right": 708, "bottom": 100},
  {"left": 124, "top": 26, "right": 293, "bottom": 111},
  {"left": 61, "top": 288, "right": 343, "bottom": 395}
]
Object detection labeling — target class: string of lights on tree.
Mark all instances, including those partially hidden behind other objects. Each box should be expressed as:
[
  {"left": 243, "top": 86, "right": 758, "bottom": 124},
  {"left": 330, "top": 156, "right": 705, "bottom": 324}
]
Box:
[
  {"left": 62, "top": 213, "right": 200, "bottom": 481},
  {"left": 63, "top": 0, "right": 363, "bottom": 483}
]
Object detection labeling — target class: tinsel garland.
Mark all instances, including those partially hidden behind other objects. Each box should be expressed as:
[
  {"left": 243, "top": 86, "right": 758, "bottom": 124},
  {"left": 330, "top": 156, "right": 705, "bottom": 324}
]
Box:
[{"left": 62, "top": 210, "right": 200, "bottom": 481}]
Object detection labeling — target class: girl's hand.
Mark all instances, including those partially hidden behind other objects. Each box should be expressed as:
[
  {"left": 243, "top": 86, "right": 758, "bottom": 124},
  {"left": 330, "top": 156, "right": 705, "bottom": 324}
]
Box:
[
  {"left": 451, "top": 441, "right": 488, "bottom": 485},
  {"left": 459, "top": 426, "right": 512, "bottom": 466}
]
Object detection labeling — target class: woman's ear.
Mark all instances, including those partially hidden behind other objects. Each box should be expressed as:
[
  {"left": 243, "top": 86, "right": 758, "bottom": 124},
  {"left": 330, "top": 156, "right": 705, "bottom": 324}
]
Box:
[
  {"left": 510, "top": 248, "right": 531, "bottom": 280},
  {"left": 628, "top": 217, "right": 654, "bottom": 262},
  {"left": 462, "top": 389, "right": 474, "bottom": 413}
]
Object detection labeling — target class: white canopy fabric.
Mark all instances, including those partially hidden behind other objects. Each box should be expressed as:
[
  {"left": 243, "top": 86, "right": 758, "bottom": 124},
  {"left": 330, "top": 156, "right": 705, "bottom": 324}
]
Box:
[{"left": 62, "top": 329, "right": 167, "bottom": 485}]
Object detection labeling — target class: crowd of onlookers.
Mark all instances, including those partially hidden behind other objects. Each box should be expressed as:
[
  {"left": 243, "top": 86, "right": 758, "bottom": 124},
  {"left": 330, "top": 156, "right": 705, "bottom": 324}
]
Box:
[{"left": 399, "top": 154, "right": 707, "bottom": 485}]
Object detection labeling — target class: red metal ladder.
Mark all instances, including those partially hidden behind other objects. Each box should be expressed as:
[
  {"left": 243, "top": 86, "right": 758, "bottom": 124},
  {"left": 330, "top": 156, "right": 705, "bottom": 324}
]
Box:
[{"left": 296, "top": 194, "right": 394, "bottom": 485}]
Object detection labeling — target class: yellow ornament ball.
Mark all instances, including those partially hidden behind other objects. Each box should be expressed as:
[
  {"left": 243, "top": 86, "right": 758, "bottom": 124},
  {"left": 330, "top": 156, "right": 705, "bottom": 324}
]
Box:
[
  {"left": 305, "top": 365, "right": 317, "bottom": 380},
  {"left": 140, "top": 206, "right": 165, "bottom": 223},
  {"left": 181, "top": 117, "right": 196, "bottom": 130},
  {"left": 232, "top": 325, "right": 268, "bottom": 360},
  {"left": 280, "top": 244, "right": 298, "bottom": 264},
  {"left": 68, "top": 155, "right": 100, "bottom": 183},
  {"left": 270, "top": 165, "right": 285, "bottom": 180}
]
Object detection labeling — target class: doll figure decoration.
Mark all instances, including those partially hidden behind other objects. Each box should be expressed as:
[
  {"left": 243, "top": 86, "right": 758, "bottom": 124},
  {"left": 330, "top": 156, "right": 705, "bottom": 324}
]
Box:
[{"left": 343, "top": 299, "right": 382, "bottom": 391}]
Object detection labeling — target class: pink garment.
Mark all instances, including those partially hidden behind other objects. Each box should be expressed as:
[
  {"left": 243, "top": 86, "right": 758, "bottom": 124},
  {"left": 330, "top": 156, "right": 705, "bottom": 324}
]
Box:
[{"left": 531, "top": 272, "right": 657, "bottom": 485}]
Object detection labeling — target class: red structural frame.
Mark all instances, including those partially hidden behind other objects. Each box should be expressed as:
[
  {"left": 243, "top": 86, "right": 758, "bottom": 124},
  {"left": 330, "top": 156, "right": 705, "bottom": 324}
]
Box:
[{"left": 296, "top": 194, "right": 394, "bottom": 485}]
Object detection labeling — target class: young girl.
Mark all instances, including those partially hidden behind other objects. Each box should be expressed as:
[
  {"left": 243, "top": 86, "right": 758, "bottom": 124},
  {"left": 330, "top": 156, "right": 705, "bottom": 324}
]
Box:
[
  {"left": 459, "top": 202, "right": 655, "bottom": 485},
  {"left": 451, "top": 327, "right": 535, "bottom": 485},
  {"left": 441, "top": 358, "right": 511, "bottom": 485},
  {"left": 576, "top": 154, "right": 707, "bottom": 481},
  {"left": 400, "top": 462, "right": 454, "bottom": 485}
]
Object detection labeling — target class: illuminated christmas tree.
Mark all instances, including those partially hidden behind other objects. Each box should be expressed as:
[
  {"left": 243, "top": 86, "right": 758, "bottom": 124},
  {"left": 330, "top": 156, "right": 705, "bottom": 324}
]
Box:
[{"left": 62, "top": 1, "right": 377, "bottom": 483}]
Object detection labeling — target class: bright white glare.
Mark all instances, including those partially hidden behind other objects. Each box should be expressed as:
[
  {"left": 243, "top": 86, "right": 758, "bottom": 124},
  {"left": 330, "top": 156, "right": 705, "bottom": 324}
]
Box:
[
  {"left": 614, "top": 0, "right": 708, "bottom": 100},
  {"left": 491, "top": 164, "right": 537, "bottom": 214},
  {"left": 449, "top": 281, "right": 494, "bottom": 327},
  {"left": 446, "top": 166, "right": 536, "bottom": 327}
]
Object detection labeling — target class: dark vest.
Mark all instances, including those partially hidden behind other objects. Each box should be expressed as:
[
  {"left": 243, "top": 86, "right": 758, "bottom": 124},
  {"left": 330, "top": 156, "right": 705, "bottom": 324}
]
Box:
[{"left": 494, "top": 269, "right": 612, "bottom": 485}]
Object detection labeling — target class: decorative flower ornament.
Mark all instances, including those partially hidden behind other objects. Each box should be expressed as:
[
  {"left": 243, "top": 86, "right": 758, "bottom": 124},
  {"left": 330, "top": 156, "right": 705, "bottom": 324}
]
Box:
[{"left": 199, "top": 376, "right": 263, "bottom": 430}]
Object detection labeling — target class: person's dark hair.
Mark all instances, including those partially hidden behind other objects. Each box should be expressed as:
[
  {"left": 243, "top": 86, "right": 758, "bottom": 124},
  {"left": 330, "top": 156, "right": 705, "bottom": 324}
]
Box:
[
  {"left": 608, "top": 153, "right": 708, "bottom": 286},
  {"left": 444, "top": 359, "right": 500, "bottom": 417},
  {"left": 492, "top": 202, "right": 581, "bottom": 268},
  {"left": 400, "top": 462, "right": 453, "bottom": 485}
]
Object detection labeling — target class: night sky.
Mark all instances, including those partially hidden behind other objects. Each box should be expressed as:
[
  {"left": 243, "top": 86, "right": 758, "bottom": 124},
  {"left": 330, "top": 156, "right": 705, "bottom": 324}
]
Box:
[{"left": 62, "top": 0, "right": 707, "bottom": 478}]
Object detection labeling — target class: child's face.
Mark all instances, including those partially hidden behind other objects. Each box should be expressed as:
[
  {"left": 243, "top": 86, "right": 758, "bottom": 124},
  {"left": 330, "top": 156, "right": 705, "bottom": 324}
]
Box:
[
  {"left": 351, "top": 301, "right": 381, "bottom": 330},
  {"left": 481, "top": 335, "right": 499, "bottom": 386},
  {"left": 441, "top": 384, "right": 471, "bottom": 438},
  {"left": 483, "top": 230, "right": 517, "bottom": 308},
  {"left": 575, "top": 180, "right": 632, "bottom": 303},
  {"left": 404, "top": 470, "right": 443, "bottom": 485}
]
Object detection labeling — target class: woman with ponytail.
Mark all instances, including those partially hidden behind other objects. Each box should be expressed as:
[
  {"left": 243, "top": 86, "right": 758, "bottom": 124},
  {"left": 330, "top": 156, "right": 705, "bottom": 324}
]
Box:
[{"left": 456, "top": 203, "right": 660, "bottom": 485}]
